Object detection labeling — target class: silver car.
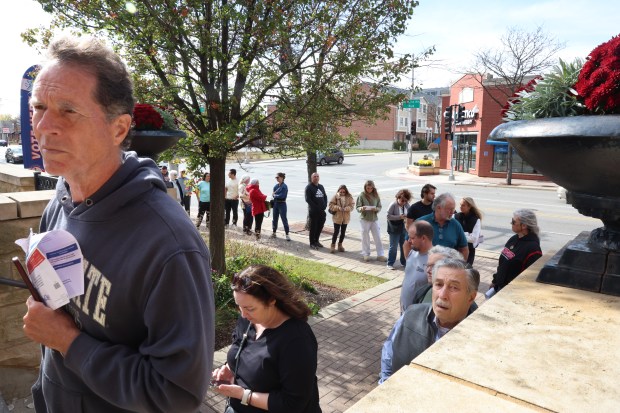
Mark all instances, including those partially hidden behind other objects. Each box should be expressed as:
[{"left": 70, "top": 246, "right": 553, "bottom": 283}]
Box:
[{"left": 317, "top": 149, "right": 344, "bottom": 166}]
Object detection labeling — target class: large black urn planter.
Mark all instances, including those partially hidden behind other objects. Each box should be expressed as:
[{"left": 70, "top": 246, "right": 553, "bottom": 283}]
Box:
[
  {"left": 128, "top": 129, "right": 186, "bottom": 159},
  {"left": 489, "top": 115, "right": 620, "bottom": 295}
]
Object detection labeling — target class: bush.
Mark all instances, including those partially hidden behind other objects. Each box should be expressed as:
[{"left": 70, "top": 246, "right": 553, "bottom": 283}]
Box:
[
  {"left": 392, "top": 141, "right": 406, "bottom": 151},
  {"left": 416, "top": 138, "right": 428, "bottom": 150}
]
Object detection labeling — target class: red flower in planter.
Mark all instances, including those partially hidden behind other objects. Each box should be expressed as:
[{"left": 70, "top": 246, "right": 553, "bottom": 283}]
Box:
[{"left": 574, "top": 34, "right": 620, "bottom": 114}]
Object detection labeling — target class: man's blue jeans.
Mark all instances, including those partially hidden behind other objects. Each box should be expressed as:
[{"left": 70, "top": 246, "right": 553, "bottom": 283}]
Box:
[
  {"left": 387, "top": 228, "right": 406, "bottom": 267},
  {"left": 272, "top": 201, "right": 289, "bottom": 234}
]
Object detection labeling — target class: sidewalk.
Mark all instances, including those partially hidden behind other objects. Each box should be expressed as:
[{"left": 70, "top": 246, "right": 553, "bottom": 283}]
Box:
[{"left": 201, "top": 223, "right": 499, "bottom": 413}]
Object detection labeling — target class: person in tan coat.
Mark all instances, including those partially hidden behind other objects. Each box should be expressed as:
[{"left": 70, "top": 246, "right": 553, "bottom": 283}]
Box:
[{"left": 328, "top": 185, "right": 355, "bottom": 253}]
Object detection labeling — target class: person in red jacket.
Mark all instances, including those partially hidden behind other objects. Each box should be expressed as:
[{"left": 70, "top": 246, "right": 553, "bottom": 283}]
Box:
[{"left": 246, "top": 179, "right": 269, "bottom": 240}]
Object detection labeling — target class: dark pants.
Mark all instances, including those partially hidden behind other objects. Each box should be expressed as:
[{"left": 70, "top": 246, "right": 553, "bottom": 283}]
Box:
[
  {"left": 242, "top": 202, "right": 253, "bottom": 231},
  {"left": 272, "top": 201, "right": 289, "bottom": 234},
  {"left": 254, "top": 213, "right": 264, "bottom": 234},
  {"left": 197, "top": 201, "right": 210, "bottom": 222},
  {"left": 467, "top": 243, "right": 476, "bottom": 266},
  {"left": 182, "top": 195, "right": 191, "bottom": 214},
  {"left": 309, "top": 210, "right": 326, "bottom": 245},
  {"left": 225, "top": 199, "right": 239, "bottom": 225},
  {"left": 332, "top": 223, "right": 348, "bottom": 245}
]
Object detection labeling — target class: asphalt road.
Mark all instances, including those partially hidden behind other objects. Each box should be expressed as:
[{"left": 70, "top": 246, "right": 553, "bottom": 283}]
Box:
[{"left": 221, "top": 152, "right": 599, "bottom": 254}]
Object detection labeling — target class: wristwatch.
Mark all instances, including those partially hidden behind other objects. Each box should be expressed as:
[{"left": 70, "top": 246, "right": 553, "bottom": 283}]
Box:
[{"left": 241, "top": 388, "right": 252, "bottom": 405}]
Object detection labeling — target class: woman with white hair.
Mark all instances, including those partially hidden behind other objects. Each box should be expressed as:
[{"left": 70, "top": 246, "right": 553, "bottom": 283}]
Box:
[
  {"left": 169, "top": 170, "right": 182, "bottom": 204},
  {"left": 490, "top": 209, "right": 542, "bottom": 294},
  {"left": 239, "top": 175, "right": 253, "bottom": 235}
]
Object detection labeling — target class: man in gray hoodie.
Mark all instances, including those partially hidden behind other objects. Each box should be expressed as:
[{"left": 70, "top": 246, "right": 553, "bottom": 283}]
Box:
[{"left": 22, "top": 35, "right": 215, "bottom": 413}]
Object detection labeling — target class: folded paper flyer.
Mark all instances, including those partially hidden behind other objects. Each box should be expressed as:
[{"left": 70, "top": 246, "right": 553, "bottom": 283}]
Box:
[{"left": 15, "top": 229, "right": 84, "bottom": 310}]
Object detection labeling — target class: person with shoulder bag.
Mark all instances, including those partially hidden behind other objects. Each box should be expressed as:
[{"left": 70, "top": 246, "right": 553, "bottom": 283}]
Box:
[
  {"left": 386, "top": 189, "right": 413, "bottom": 270},
  {"left": 328, "top": 185, "right": 355, "bottom": 253}
]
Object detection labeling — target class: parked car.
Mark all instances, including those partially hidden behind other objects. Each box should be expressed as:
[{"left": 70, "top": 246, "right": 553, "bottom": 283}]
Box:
[
  {"left": 0, "top": 139, "right": 7, "bottom": 147},
  {"left": 5, "top": 146, "right": 24, "bottom": 164},
  {"left": 317, "top": 148, "right": 344, "bottom": 166}
]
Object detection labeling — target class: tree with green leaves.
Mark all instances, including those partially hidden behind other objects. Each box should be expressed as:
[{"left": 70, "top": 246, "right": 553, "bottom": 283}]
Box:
[{"left": 25, "top": 0, "right": 419, "bottom": 273}]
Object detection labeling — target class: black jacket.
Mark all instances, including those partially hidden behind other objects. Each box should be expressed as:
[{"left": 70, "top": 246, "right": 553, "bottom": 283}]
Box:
[{"left": 492, "top": 232, "right": 542, "bottom": 291}]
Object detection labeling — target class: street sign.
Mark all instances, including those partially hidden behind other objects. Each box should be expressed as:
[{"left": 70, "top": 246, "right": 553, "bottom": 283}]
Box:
[{"left": 403, "top": 99, "right": 420, "bottom": 109}]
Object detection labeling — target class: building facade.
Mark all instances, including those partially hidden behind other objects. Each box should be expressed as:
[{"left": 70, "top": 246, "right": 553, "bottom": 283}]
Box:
[{"left": 439, "top": 74, "right": 544, "bottom": 180}]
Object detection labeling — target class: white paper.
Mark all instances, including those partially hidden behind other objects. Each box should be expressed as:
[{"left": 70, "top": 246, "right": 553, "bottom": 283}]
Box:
[
  {"left": 16, "top": 229, "right": 84, "bottom": 310},
  {"left": 363, "top": 206, "right": 374, "bottom": 211}
]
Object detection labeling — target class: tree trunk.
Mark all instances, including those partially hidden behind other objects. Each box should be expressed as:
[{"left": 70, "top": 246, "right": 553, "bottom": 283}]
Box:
[
  {"left": 506, "top": 143, "right": 513, "bottom": 185},
  {"left": 208, "top": 156, "right": 227, "bottom": 275}
]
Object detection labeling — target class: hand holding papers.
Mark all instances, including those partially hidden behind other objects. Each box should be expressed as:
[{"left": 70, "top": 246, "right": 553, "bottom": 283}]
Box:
[{"left": 15, "top": 229, "right": 84, "bottom": 310}]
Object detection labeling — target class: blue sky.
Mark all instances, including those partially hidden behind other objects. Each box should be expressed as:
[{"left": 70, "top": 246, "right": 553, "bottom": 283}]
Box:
[{"left": 1, "top": 0, "right": 619, "bottom": 115}]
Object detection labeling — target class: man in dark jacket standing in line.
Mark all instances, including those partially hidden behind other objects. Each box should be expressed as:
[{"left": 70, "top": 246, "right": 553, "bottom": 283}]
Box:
[{"left": 305, "top": 172, "right": 328, "bottom": 249}]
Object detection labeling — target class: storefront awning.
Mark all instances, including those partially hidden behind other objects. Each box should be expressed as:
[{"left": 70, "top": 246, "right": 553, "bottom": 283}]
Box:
[{"left": 485, "top": 139, "right": 508, "bottom": 146}]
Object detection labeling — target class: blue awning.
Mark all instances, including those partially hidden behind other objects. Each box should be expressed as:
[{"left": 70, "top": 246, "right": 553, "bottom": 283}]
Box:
[
  {"left": 433, "top": 137, "right": 441, "bottom": 144},
  {"left": 486, "top": 139, "right": 508, "bottom": 146}
]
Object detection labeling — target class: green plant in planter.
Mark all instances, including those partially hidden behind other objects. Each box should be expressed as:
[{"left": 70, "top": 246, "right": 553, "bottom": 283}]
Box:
[{"left": 504, "top": 58, "right": 585, "bottom": 120}]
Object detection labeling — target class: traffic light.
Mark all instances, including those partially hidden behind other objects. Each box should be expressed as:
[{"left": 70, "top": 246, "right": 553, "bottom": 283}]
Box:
[
  {"left": 443, "top": 106, "right": 452, "bottom": 133},
  {"left": 411, "top": 121, "right": 417, "bottom": 135},
  {"left": 405, "top": 134, "right": 411, "bottom": 141},
  {"left": 457, "top": 105, "right": 465, "bottom": 123}
]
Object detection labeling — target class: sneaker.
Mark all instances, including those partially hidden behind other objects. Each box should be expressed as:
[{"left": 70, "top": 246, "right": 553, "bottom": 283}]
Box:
[
  {"left": 316, "top": 242, "right": 324, "bottom": 248},
  {"left": 286, "top": 234, "right": 291, "bottom": 241},
  {"left": 270, "top": 232, "right": 277, "bottom": 239},
  {"left": 377, "top": 256, "right": 388, "bottom": 262},
  {"left": 310, "top": 244, "right": 319, "bottom": 250},
  {"left": 363, "top": 256, "right": 370, "bottom": 262},
  {"left": 386, "top": 265, "right": 395, "bottom": 270}
]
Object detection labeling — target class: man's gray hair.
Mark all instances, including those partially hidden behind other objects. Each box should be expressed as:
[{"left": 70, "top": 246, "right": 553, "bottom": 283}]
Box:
[
  {"left": 432, "top": 192, "right": 455, "bottom": 211},
  {"left": 514, "top": 209, "right": 540, "bottom": 236},
  {"left": 431, "top": 258, "right": 480, "bottom": 294},
  {"left": 43, "top": 35, "right": 135, "bottom": 145},
  {"left": 428, "top": 245, "right": 464, "bottom": 261}
]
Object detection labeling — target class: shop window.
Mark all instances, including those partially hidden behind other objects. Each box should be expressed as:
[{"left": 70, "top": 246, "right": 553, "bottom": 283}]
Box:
[
  {"left": 459, "top": 88, "right": 474, "bottom": 103},
  {"left": 492, "top": 147, "right": 539, "bottom": 174}
]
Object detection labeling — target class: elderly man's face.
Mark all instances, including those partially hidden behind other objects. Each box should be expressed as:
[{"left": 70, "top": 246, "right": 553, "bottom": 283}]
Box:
[
  {"left": 311, "top": 173, "right": 319, "bottom": 184},
  {"left": 435, "top": 198, "right": 455, "bottom": 224},
  {"left": 432, "top": 266, "right": 475, "bottom": 329},
  {"left": 31, "top": 62, "right": 129, "bottom": 181}
]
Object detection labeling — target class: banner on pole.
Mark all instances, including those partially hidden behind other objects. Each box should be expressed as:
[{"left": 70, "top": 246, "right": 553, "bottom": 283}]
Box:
[{"left": 20, "top": 65, "right": 44, "bottom": 171}]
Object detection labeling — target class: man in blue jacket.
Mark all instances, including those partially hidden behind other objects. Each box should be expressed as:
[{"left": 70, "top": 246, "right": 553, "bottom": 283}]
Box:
[{"left": 22, "top": 35, "right": 214, "bottom": 413}]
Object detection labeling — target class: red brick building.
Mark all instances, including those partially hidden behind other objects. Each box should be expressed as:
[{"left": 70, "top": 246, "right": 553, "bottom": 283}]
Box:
[{"left": 439, "top": 74, "right": 544, "bottom": 180}]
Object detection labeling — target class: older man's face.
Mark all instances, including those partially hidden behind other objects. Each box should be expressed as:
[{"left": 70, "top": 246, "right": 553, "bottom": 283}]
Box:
[
  {"left": 432, "top": 266, "right": 475, "bottom": 329},
  {"left": 31, "top": 62, "right": 128, "bottom": 181},
  {"left": 435, "top": 198, "right": 455, "bottom": 224},
  {"left": 311, "top": 173, "right": 319, "bottom": 184}
]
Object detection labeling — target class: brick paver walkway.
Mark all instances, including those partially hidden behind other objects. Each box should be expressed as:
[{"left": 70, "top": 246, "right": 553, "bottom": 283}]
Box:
[{"left": 201, "top": 223, "right": 498, "bottom": 413}]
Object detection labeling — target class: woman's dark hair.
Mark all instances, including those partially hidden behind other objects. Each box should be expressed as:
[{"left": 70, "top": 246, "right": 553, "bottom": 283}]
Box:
[
  {"left": 202, "top": 172, "right": 210, "bottom": 180},
  {"left": 232, "top": 265, "right": 311, "bottom": 321},
  {"left": 337, "top": 184, "right": 350, "bottom": 197},
  {"left": 395, "top": 188, "right": 412, "bottom": 201}
]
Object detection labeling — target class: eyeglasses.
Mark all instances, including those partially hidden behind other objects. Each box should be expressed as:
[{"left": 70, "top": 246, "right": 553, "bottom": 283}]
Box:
[
  {"left": 425, "top": 263, "right": 435, "bottom": 271},
  {"left": 231, "top": 273, "right": 261, "bottom": 291},
  {"left": 511, "top": 219, "right": 518, "bottom": 225}
]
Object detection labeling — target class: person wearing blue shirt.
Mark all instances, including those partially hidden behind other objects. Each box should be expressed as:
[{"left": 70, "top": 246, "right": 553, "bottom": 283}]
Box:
[
  {"left": 418, "top": 193, "right": 469, "bottom": 261},
  {"left": 271, "top": 172, "right": 291, "bottom": 241},
  {"left": 195, "top": 172, "right": 211, "bottom": 228}
]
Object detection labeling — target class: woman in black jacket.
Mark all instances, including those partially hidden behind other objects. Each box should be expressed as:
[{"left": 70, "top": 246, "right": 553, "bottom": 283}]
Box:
[
  {"left": 490, "top": 209, "right": 542, "bottom": 294},
  {"left": 454, "top": 197, "right": 483, "bottom": 266}
]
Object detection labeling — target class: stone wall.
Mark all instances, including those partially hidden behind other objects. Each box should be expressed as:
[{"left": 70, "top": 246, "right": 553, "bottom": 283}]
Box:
[{"left": 0, "top": 188, "right": 54, "bottom": 400}]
